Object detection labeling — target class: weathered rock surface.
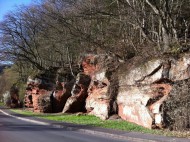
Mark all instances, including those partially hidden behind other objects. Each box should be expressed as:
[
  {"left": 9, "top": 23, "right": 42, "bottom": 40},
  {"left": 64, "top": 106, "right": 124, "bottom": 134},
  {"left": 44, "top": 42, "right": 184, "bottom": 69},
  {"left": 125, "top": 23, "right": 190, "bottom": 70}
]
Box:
[
  {"left": 86, "top": 71, "right": 111, "bottom": 120},
  {"left": 52, "top": 80, "right": 74, "bottom": 113},
  {"left": 81, "top": 55, "right": 98, "bottom": 76},
  {"left": 27, "top": 76, "right": 54, "bottom": 113},
  {"left": 117, "top": 85, "right": 153, "bottom": 128},
  {"left": 117, "top": 54, "right": 190, "bottom": 129},
  {"left": 169, "top": 53, "right": 190, "bottom": 81},
  {"left": 117, "top": 84, "right": 172, "bottom": 128},
  {"left": 32, "top": 94, "right": 39, "bottom": 112},
  {"left": 119, "top": 59, "right": 163, "bottom": 86},
  {"left": 22, "top": 53, "right": 190, "bottom": 130},
  {"left": 32, "top": 87, "right": 52, "bottom": 113},
  {"left": 24, "top": 87, "right": 33, "bottom": 108},
  {"left": 37, "top": 91, "right": 52, "bottom": 113},
  {"left": 84, "top": 54, "right": 120, "bottom": 120},
  {"left": 62, "top": 73, "right": 91, "bottom": 113},
  {"left": 24, "top": 68, "right": 76, "bottom": 113}
]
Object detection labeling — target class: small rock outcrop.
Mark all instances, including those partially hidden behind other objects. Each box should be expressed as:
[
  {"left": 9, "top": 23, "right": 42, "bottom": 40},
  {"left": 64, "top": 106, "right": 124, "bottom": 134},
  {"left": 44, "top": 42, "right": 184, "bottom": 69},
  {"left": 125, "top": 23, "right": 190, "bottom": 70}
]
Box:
[
  {"left": 24, "top": 68, "right": 57, "bottom": 113},
  {"left": 31, "top": 82, "right": 53, "bottom": 113},
  {"left": 24, "top": 68, "right": 75, "bottom": 113}
]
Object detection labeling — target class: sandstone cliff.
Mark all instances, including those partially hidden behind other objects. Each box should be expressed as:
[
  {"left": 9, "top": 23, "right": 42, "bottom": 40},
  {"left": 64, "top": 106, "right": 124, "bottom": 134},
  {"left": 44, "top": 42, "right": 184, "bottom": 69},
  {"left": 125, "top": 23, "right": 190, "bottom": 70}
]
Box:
[{"left": 23, "top": 53, "right": 190, "bottom": 130}]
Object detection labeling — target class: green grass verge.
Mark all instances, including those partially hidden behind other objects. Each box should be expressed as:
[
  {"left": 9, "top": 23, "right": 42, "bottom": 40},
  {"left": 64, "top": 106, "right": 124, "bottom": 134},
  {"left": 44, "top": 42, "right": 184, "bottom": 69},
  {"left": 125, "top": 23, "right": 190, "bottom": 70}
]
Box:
[
  {"left": 0, "top": 102, "right": 4, "bottom": 106},
  {"left": 11, "top": 109, "right": 160, "bottom": 134},
  {"left": 10, "top": 109, "right": 190, "bottom": 138}
]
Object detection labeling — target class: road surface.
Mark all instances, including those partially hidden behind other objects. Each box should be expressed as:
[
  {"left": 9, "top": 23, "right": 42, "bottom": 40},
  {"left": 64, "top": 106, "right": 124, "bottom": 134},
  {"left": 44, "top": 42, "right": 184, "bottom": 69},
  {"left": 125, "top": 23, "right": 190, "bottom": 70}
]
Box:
[{"left": 0, "top": 111, "right": 130, "bottom": 142}]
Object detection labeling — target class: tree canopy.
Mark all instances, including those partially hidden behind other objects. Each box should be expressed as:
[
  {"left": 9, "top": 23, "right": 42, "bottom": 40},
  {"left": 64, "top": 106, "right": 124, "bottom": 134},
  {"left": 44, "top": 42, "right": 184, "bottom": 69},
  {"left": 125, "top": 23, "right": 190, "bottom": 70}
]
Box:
[{"left": 0, "top": 0, "right": 190, "bottom": 80}]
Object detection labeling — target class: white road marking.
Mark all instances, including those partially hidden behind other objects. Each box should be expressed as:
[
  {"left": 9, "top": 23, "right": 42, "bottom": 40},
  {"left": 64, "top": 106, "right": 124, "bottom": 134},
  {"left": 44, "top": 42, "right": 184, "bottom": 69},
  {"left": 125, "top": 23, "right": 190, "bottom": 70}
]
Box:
[{"left": 0, "top": 109, "right": 49, "bottom": 126}]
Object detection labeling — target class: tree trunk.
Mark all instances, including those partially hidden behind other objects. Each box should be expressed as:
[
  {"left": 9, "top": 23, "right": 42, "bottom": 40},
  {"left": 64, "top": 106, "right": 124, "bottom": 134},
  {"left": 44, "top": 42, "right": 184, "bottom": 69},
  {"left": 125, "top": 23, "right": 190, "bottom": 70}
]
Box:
[{"left": 162, "top": 26, "right": 170, "bottom": 52}]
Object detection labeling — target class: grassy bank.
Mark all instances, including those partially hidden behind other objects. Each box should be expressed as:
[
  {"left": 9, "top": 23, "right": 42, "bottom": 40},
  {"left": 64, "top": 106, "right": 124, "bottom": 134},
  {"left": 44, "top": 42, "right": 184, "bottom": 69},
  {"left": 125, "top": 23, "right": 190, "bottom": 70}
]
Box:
[
  {"left": 11, "top": 109, "right": 190, "bottom": 138},
  {"left": 11, "top": 109, "right": 158, "bottom": 133}
]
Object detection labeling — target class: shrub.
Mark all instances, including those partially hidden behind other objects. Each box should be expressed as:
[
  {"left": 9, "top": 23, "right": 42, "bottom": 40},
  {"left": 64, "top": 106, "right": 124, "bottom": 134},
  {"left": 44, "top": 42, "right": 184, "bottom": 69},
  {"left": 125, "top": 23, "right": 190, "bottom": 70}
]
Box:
[
  {"left": 3, "top": 91, "right": 11, "bottom": 106},
  {"left": 163, "top": 79, "right": 190, "bottom": 131}
]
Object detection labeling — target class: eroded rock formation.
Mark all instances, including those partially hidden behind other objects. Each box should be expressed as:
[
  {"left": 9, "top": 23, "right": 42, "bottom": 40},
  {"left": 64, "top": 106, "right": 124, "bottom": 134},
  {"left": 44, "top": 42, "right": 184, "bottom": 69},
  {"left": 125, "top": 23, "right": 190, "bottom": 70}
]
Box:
[
  {"left": 83, "top": 54, "right": 120, "bottom": 120},
  {"left": 62, "top": 73, "right": 91, "bottom": 113},
  {"left": 52, "top": 80, "right": 74, "bottom": 113},
  {"left": 86, "top": 72, "right": 111, "bottom": 120},
  {"left": 31, "top": 80, "right": 53, "bottom": 113},
  {"left": 22, "top": 53, "right": 190, "bottom": 130},
  {"left": 24, "top": 86, "right": 33, "bottom": 108},
  {"left": 24, "top": 65, "right": 75, "bottom": 112},
  {"left": 117, "top": 53, "right": 190, "bottom": 129}
]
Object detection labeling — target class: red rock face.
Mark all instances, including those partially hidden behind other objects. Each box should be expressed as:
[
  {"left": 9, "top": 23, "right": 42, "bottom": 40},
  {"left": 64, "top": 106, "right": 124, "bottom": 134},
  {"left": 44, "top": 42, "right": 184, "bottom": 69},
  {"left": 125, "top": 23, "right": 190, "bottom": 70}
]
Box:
[
  {"left": 117, "top": 84, "right": 172, "bottom": 129},
  {"left": 149, "top": 84, "right": 172, "bottom": 128},
  {"left": 24, "top": 88, "right": 33, "bottom": 108},
  {"left": 32, "top": 87, "right": 52, "bottom": 113},
  {"left": 81, "top": 55, "right": 97, "bottom": 76},
  {"left": 118, "top": 103, "right": 153, "bottom": 128},
  {"left": 32, "top": 94, "right": 40, "bottom": 113},
  {"left": 32, "top": 87, "right": 41, "bottom": 112},
  {"left": 117, "top": 85, "right": 153, "bottom": 128},
  {"left": 149, "top": 84, "right": 172, "bottom": 111},
  {"left": 117, "top": 84, "right": 173, "bottom": 129},
  {"left": 26, "top": 77, "right": 53, "bottom": 113},
  {"left": 24, "top": 79, "right": 36, "bottom": 109}
]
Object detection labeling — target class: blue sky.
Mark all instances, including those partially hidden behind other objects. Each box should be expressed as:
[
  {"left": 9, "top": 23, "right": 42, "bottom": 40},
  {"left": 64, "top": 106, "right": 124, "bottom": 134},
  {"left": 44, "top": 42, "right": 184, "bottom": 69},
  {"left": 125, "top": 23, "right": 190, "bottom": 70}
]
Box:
[{"left": 0, "top": 0, "right": 33, "bottom": 21}]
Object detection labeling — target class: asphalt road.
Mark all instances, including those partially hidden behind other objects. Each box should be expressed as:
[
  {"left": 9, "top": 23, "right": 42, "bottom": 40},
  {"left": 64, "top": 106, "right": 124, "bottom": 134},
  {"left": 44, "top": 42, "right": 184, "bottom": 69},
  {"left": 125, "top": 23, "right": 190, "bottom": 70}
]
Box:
[{"left": 0, "top": 111, "right": 130, "bottom": 142}]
